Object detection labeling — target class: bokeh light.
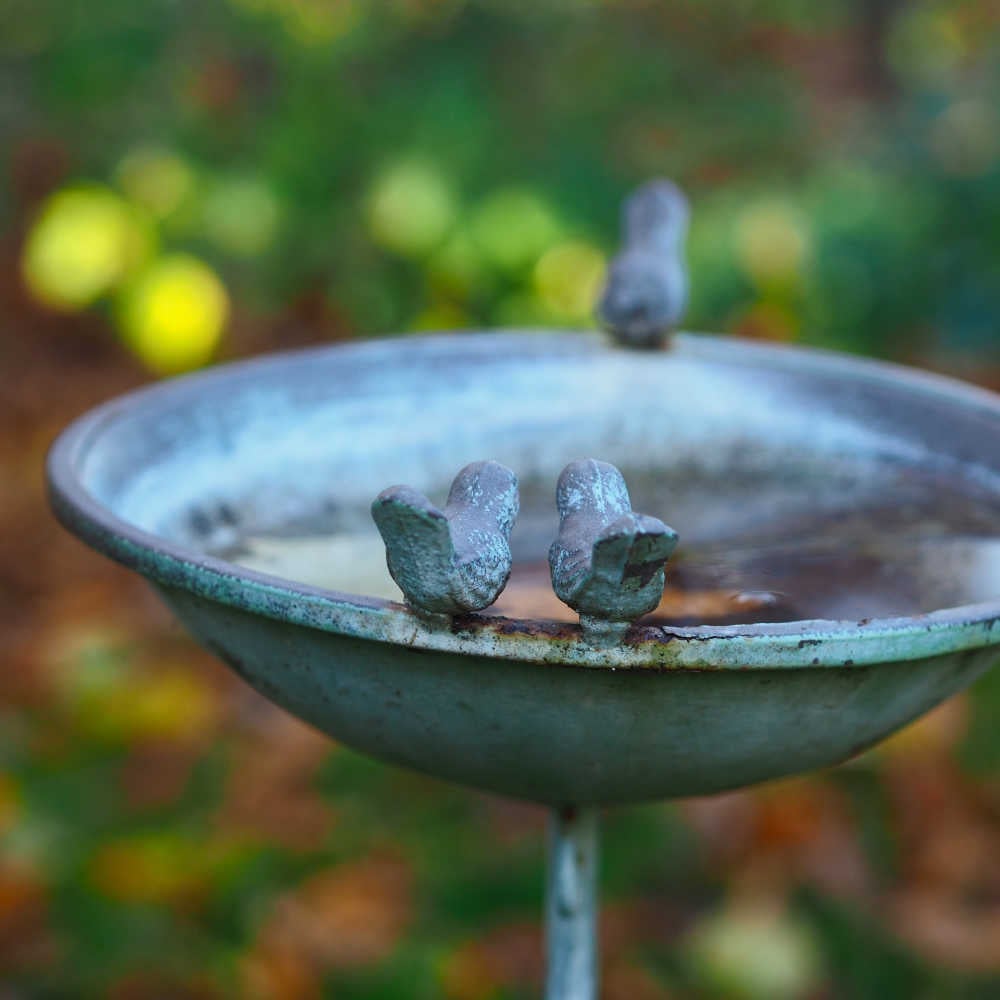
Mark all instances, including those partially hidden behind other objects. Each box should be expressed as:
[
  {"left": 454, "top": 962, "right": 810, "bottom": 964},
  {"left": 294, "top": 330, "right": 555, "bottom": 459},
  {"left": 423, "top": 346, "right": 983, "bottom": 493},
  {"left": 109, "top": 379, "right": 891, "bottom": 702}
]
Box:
[
  {"left": 735, "top": 199, "right": 811, "bottom": 292},
  {"left": 22, "top": 186, "right": 153, "bottom": 312},
  {"left": 367, "top": 159, "right": 456, "bottom": 258},
  {"left": 200, "top": 175, "right": 283, "bottom": 257},
  {"left": 469, "top": 188, "right": 562, "bottom": 275},
  {"left": 118, "top": 255, "right": 230, "bottom": 374},
  {"left": 533, "top": 240, "right": 605, "bottom": 322},
  {"left": 686, "top": 903, "right": 824, "bottom": 1000},
  {"left": 116, "top": 147, "right": 196, "bottom": 221}
]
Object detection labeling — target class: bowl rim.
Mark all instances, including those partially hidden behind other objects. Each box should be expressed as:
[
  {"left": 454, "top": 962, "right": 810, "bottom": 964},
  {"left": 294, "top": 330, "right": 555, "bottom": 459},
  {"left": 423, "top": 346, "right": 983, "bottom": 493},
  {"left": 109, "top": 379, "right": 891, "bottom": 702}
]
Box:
[{"left": 46, "top": 329, "right": 1000, "bottom": 671}]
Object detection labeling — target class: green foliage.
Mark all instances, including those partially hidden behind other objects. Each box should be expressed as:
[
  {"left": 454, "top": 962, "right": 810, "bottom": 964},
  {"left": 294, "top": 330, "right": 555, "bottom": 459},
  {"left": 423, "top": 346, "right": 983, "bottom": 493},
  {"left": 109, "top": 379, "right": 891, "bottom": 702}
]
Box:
[{"left": 7, "top": 0, "right": 999, "bottom": 368}]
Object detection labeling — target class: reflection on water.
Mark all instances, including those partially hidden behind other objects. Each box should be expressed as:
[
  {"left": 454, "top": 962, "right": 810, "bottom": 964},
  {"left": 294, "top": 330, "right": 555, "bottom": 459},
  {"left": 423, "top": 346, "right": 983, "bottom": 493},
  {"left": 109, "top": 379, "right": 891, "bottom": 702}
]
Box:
[{"left": 213, "top": 476, "right": 1000, "bottom": 626}]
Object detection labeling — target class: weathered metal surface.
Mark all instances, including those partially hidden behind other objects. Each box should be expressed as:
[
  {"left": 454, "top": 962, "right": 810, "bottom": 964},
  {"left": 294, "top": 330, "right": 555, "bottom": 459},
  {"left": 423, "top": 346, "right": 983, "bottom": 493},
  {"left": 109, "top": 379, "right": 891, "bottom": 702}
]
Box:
[
  {"left": 371, "top": 460, "right": 518, "bottom": 615},
  {"left": 45, "top": 329, "right": 1000, "bottom": 802},
  {"left": 546, "top": 806, "right": 599, "bottom": 1000},
  {"left": 46, "top": 330, "right": 1000, "bottom": 675},
  {"left": 146, "top": 584, "right": 997, "bottom": 804},
  {"left": 550, "top": 459, "right": 677, "bottom": 639},
  {"left": 596, "top": 179, "right": 689, "bottom": 348}
]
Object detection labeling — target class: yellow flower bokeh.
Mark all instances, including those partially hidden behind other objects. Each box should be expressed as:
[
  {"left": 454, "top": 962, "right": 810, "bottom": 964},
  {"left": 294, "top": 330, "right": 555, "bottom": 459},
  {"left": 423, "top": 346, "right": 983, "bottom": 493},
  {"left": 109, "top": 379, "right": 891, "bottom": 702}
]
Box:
[{"left": 118, "top": 255, "right": 230, "bottom": 374}]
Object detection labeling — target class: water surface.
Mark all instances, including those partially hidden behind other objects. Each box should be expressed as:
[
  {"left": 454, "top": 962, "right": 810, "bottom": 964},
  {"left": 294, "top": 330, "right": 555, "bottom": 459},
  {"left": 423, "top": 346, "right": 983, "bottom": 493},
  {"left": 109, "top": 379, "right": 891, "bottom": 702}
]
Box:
[{"left": 213, "top": 471, "right": 1000, "bottom": 625}]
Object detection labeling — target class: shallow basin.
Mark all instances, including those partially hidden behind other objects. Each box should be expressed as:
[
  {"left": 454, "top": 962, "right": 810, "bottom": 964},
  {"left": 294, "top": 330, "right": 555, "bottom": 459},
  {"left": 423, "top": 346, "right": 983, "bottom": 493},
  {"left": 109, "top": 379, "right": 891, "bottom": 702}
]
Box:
[{"left": 47, "top": 330, "right": 1000, "bottom": 805}]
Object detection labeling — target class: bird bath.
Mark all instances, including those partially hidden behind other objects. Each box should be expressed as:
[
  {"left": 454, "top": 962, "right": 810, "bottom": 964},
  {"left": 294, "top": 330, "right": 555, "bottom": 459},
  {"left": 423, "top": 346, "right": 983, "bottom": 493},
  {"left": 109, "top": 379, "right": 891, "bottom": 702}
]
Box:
[{"left": 47, "top": 326, "right": 1000, "bottom": 997}]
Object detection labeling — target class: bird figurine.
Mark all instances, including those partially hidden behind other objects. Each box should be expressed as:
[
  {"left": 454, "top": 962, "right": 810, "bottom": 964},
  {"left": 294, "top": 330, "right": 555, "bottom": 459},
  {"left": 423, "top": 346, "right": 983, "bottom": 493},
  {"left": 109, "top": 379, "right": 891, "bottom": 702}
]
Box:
[
  {"left": 596, "top": 178, "right": 689, "bottom": 349},
  {"left": 371, "top": 460, "right": 519, "bottom": 616},
  {"left": 549, "top": 459, "right": 678, "bottom": 636}
]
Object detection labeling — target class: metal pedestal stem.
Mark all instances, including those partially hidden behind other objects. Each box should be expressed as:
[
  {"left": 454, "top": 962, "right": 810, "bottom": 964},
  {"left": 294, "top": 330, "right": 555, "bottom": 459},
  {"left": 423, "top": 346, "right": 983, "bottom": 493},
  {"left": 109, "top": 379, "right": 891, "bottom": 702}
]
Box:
[{"left": 546, "top": 805, "right": 599, "bottom": 1000}]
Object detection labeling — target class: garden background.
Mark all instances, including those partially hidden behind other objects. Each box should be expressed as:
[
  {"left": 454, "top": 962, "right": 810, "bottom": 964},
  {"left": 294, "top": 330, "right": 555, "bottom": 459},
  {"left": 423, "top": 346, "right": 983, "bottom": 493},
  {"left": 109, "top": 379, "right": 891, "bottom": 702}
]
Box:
[{"left": 2, "top": 1, "right": 1000, "bottom": 996}]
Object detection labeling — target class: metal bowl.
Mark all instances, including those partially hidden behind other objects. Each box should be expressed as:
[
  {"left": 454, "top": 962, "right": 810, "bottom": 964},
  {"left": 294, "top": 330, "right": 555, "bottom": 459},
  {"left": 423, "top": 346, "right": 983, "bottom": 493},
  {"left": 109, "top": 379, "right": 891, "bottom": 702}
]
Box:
[{"left": 47, "top": 330, "right": 1000, "bottom": 805}]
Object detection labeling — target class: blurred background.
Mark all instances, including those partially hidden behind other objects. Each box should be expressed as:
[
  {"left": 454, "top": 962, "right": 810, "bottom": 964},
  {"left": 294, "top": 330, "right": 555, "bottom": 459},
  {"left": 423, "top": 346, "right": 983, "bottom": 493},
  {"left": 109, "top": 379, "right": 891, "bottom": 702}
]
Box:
[{"left": 3, "top": 0, "right": 1000, "bottom": 996}]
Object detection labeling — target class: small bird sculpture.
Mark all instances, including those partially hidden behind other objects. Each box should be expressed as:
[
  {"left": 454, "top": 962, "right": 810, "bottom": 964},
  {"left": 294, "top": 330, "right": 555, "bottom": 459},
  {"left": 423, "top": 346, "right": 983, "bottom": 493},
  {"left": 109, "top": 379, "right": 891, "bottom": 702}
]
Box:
[
  {"left": 372, "top": 460, "right": 519, "bottom": 616},
  {"left": 549, "top": 459, "right": 678, "bottom": 633},
  {"left": 596, "top": 178, "right": 689, "bottom": 349}
]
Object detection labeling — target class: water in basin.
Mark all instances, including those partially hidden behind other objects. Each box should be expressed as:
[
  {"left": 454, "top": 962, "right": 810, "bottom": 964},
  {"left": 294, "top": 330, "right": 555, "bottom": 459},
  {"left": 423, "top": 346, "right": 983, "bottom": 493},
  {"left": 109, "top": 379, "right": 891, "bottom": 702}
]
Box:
[{"left": 211, "top": 469, "right": 1000, "bottom": 626}]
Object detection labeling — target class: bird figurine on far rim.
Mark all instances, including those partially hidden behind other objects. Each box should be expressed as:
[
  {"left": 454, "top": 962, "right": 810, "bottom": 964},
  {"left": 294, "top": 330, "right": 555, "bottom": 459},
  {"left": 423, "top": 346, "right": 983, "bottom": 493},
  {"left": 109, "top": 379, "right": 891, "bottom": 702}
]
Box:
[{"left": 596, "top": 179, "right": 689, "bottom": 349}]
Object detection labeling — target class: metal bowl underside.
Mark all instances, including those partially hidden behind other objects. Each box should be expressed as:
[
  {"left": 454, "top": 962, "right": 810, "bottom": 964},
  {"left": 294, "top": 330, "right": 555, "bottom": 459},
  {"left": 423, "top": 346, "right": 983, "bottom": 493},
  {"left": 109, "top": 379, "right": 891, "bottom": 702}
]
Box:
[{"left": 48, "top": 331, "right": 1000, "bottom": 803}]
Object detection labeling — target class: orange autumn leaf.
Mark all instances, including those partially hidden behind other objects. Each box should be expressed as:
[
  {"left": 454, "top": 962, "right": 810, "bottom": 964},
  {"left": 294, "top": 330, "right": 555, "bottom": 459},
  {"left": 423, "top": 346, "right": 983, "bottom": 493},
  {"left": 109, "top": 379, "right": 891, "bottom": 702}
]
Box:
[
  {"left": 439, "top": 921, "right": 542, "bottom": 1000},
  {"left": 216, "top": 709, "right": 336, "bottom": 851},
  {"left": 87, "top": 832, "right": 246, "bottom": 905},
  {"left": 886, "top": 889, "right": 1000, "bottom": 974},
  {"left": 252, "top": 853, "right": 414, "bottom": 973}
]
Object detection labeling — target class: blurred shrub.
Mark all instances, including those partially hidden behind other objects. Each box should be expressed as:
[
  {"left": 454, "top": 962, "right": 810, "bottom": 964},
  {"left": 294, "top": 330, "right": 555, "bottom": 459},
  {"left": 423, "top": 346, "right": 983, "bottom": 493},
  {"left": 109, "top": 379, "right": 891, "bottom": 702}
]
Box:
[{"left": 8, "top": 0, "right": 1000, "bottom": 372}]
